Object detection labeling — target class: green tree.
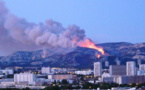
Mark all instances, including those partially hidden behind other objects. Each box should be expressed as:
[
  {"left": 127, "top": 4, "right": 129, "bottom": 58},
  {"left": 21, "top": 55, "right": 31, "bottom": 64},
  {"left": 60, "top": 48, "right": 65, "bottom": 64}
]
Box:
[
  {"left": 67, "top": 85, "right": 73, "bottom": 89},
  {"left": 83, "top": 82, "right": 92, "bottom": 89},
  {"left": 110, "top": 83, "right": 119, "bottom": 87},
  {"left": 62, "top": 79, "right": 68, "bottom": 84},
  {"left": 74, "top": 85, "right": 81, "bottom": 89},
  {"left": 22, "top": 87, "right": 30, "bottom": 90},
  {"left": 80, "top": 76, "right": 84, "bottom": 81},
  {"left": 53, "top": 80, "right": 57, "bottom": 84},
  {"left": 100, "top": 83, "right": 111, "bottom": 89},
  {"left": 93, "top": 84, "right": 99, "bottom": 89},
  {"left": 119, "top": 84, "right": 129, "bottom": 87},
  {"left": 73, "top": 80, "right": 78, "bottom": 85},
  {"left": 130, "top": 83, "right": 136, "bottom": 87},
  {"left": 44, "top": 85, "right": 60, "bottom": 90}
]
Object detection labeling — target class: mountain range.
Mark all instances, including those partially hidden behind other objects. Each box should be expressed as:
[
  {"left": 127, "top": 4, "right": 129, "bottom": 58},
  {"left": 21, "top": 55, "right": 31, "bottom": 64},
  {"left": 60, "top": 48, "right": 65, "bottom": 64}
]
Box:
[{"left": 0, "top": 42, "right": 145, "bottom": 69}]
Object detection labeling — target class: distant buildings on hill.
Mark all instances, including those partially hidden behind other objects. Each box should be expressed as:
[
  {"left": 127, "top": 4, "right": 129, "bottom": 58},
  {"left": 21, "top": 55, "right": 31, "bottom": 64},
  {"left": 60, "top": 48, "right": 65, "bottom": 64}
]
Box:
[
  {"left": 0, "top": 57, "right": 145, "bottom": 89},
  {"left": 94, "top": 59, "right": 145, "bottom": 85}
]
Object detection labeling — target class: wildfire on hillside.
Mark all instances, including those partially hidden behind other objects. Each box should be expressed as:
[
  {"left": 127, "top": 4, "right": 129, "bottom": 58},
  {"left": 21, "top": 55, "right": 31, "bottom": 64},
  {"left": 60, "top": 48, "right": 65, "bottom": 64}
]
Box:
[
  {"left": 76, "top": 39, "right": 105, "bottom": 57},
  {"left": 41, "top": 39, "right": 105, "bottom": 59}
]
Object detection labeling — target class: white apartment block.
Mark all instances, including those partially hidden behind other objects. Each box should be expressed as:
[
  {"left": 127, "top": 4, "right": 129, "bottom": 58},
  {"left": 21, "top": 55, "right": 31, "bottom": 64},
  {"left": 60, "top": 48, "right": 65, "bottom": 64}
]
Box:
[
  {"left": 14, "top": 73, "right": 36, "bottom": 85},
  {"left": 139, "top": 64, "right": 145, "bottom": 71},
  {"left": 126, "top": 61, "right": 136, "bottom": 76},
  {"left": 94, "top": 62, "right": 102, "bottom": 77},
  {"left": 41, "top": 67, "right": 51, "bottom": 74}
]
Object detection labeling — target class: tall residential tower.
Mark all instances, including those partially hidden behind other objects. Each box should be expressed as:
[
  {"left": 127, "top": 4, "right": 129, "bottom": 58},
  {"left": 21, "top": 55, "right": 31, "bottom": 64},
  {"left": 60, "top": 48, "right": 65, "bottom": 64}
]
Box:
[
  {"left": 126, "top": 61, "right": 136, "bottom": 76},
  {"left": 94, "top": 62, "right": 102, "bottom": 77}
]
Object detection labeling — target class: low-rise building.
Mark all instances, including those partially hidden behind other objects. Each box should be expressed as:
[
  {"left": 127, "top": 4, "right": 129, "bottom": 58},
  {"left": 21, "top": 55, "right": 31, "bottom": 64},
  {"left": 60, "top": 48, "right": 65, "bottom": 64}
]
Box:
[
  {"left": 0, "top": 68, "right": 14, "bottom": 75},
  {"left": 51, "top": 68, "right": 68, "bottom": 74},
  {"left": 139, "top": 64, "right": 145, "bottom": 71},
  {"left": 111, "top": 87, "right": 136, "bottom": 90},
  {"left": 75, "top": 70, "right": 93, "bottom": 75},
  {"left": 137, "top": 70, "right": 145, "bottom": 76},
  {"left": 115, "top": 76, "right": 129, "bottom": 84},
  {"left": 14, "top": 73, "right": 36, "bottom": 85},
  {"left": 109, "top": 65, "right": 126, "bottom": 76},
  {"left": 48, "top": 74, "right": 75, "bottom": 80},
  {"left": 102, "top": 75, "right": 145, "bottom": 85},
  {"left": 35, "top": 78, "right": 50, "bottom": 86},
  {"left": 0, "top": 79, "right": 15, "bottom": 87},
  {"left": 101, "top": 72, "right": 113, "bottom": 82},
  {"left": 41, "top": 67, "right": 51, "bottom": 74},
  {"left": 48, "top": 74, "right": 76, "bottom": 84}
]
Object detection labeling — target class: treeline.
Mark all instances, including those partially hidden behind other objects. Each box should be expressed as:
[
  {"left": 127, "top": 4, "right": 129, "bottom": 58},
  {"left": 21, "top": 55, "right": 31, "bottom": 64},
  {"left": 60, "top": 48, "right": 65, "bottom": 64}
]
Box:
[{"left": 1, "top": 81, "right": 145, "bottom": 90}]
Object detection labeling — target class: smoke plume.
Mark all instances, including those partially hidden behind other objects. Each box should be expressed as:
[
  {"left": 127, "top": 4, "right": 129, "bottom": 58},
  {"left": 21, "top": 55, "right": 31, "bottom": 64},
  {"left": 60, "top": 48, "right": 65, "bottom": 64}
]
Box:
[{"left": 0, "top": 1, "right": 86, "bottom": 56}]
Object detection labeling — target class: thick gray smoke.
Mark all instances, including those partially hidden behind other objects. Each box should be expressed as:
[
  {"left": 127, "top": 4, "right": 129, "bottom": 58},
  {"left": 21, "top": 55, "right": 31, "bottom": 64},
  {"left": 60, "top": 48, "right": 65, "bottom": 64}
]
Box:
[{"left": 0, "top": 1, "right": 86, "bottom": 56}]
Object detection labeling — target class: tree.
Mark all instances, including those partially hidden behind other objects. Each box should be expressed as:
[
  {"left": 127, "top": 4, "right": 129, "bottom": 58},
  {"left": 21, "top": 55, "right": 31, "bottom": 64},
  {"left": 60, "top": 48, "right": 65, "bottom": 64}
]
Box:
[
  {"left": 93, "top": 84, "right": 99, "bottom": 89},
  {"left": 80, "top": 76, "right": 84, "bottom": 81},
  {"left": 83, "top": 82, "right": 92, "bottom": 89},
  {"left": 67, "top": 85, "right": 73, "bottom": 89},
  {"left": 74, "top": 85, "right": 81, "bottom": 89},
  {"left": 53, "top": 80, "right": 57, "bottom": 84},
  {"left": 110, "top": 83, "right": 119, "bottom": 87},
  {"left": 22, "top": 87, "right": 30, "bottom": 90},
  {"left": 73, "top": 80, "right": 78, "bottom": 85},
  {"left": 130, "top": 83, "right": 136, "bottom": 87},
  {"left": 43, "top": 85, "right": 60, "bottom": 90},
  {"left": 62, "top": 79, "right": 68, "bottom": 84},
  {"left": 119, "top": 84, "right": 129, "bottom": 87},
  {"left": 100, "top": 83, "right": 111, "bottom": 89}
]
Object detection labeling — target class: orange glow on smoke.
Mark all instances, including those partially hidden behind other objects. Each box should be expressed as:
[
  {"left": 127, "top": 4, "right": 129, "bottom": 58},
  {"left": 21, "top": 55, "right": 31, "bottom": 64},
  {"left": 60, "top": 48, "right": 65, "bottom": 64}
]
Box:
[{"left": 77, "top": 39, "right": 105, "bottom": 55}]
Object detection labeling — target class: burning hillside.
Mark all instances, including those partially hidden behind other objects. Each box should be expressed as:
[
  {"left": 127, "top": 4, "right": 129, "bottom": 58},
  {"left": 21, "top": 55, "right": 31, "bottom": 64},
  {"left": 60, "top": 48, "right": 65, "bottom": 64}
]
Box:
[
  {"left": 0, "top": 1, "right": 104, "bottom": 56},
  {"left": 76, "top": 39, "right": 105, "bottom": 55},
  {"left": 76, "top": 39, "right": 105, "bottom": 58}
]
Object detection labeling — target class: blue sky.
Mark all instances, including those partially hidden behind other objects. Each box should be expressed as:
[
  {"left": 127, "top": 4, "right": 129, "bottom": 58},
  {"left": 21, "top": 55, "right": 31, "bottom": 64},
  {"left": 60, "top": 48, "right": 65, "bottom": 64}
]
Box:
[{"left": 4, "top": 0, "right": 145, "bottom": 43}]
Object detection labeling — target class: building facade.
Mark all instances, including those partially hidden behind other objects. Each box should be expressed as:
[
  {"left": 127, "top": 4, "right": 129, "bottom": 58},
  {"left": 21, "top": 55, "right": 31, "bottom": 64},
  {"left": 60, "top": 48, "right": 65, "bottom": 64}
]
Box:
[
  {"left": 48, "top": 74, "right": 75, "bottom": 80},
  {"left": 139, "top": 64, "right": 145, "bottom": 71},
  {"left": 137, "top": 70, "right": 145, "bottom": 76},
  {"left": 0, "top": 69, "right": 14, "bottom": 75},
  {"left": 94, "top": 62, "right": 102, "bottom": 77},
  {"left": 109, "top": 65, "right": 126, "bottom": 76},
  {"left": 126, "top": 61, "right": 136, "bottom": 76},
  {"left": 102, "top": 75, "right": 145, "bottom": 85},
  {"left": 41, "top": 67, "right": 51, "bottom": 74},
  {"left": 75, "top": 70, "right": 93, "bottom": 75},
  {"left": 117, "top": 76, "right": 145, "bottom": 84},
  {"left": 14, "top": 73, "right": 36, "bottom": 85}
]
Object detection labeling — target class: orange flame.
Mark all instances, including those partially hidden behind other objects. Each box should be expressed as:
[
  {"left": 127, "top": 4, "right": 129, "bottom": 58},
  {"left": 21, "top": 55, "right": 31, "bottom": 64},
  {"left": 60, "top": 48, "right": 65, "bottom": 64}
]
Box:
[
  {"left": 77, "top": 39, "right": 105, "bottom": 55},
  {"left": 96, "top": 54, "right": 101, "bottom": 58},
  {"left": 42, "top": 55, "right": 45, "bottom": 58}
]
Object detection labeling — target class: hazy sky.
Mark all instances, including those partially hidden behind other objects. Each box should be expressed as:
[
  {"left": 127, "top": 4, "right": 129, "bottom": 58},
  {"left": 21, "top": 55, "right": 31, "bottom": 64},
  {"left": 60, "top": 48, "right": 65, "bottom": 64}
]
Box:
[{"left": 3, "top": 0, "right": 145, "bottom": 43}]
